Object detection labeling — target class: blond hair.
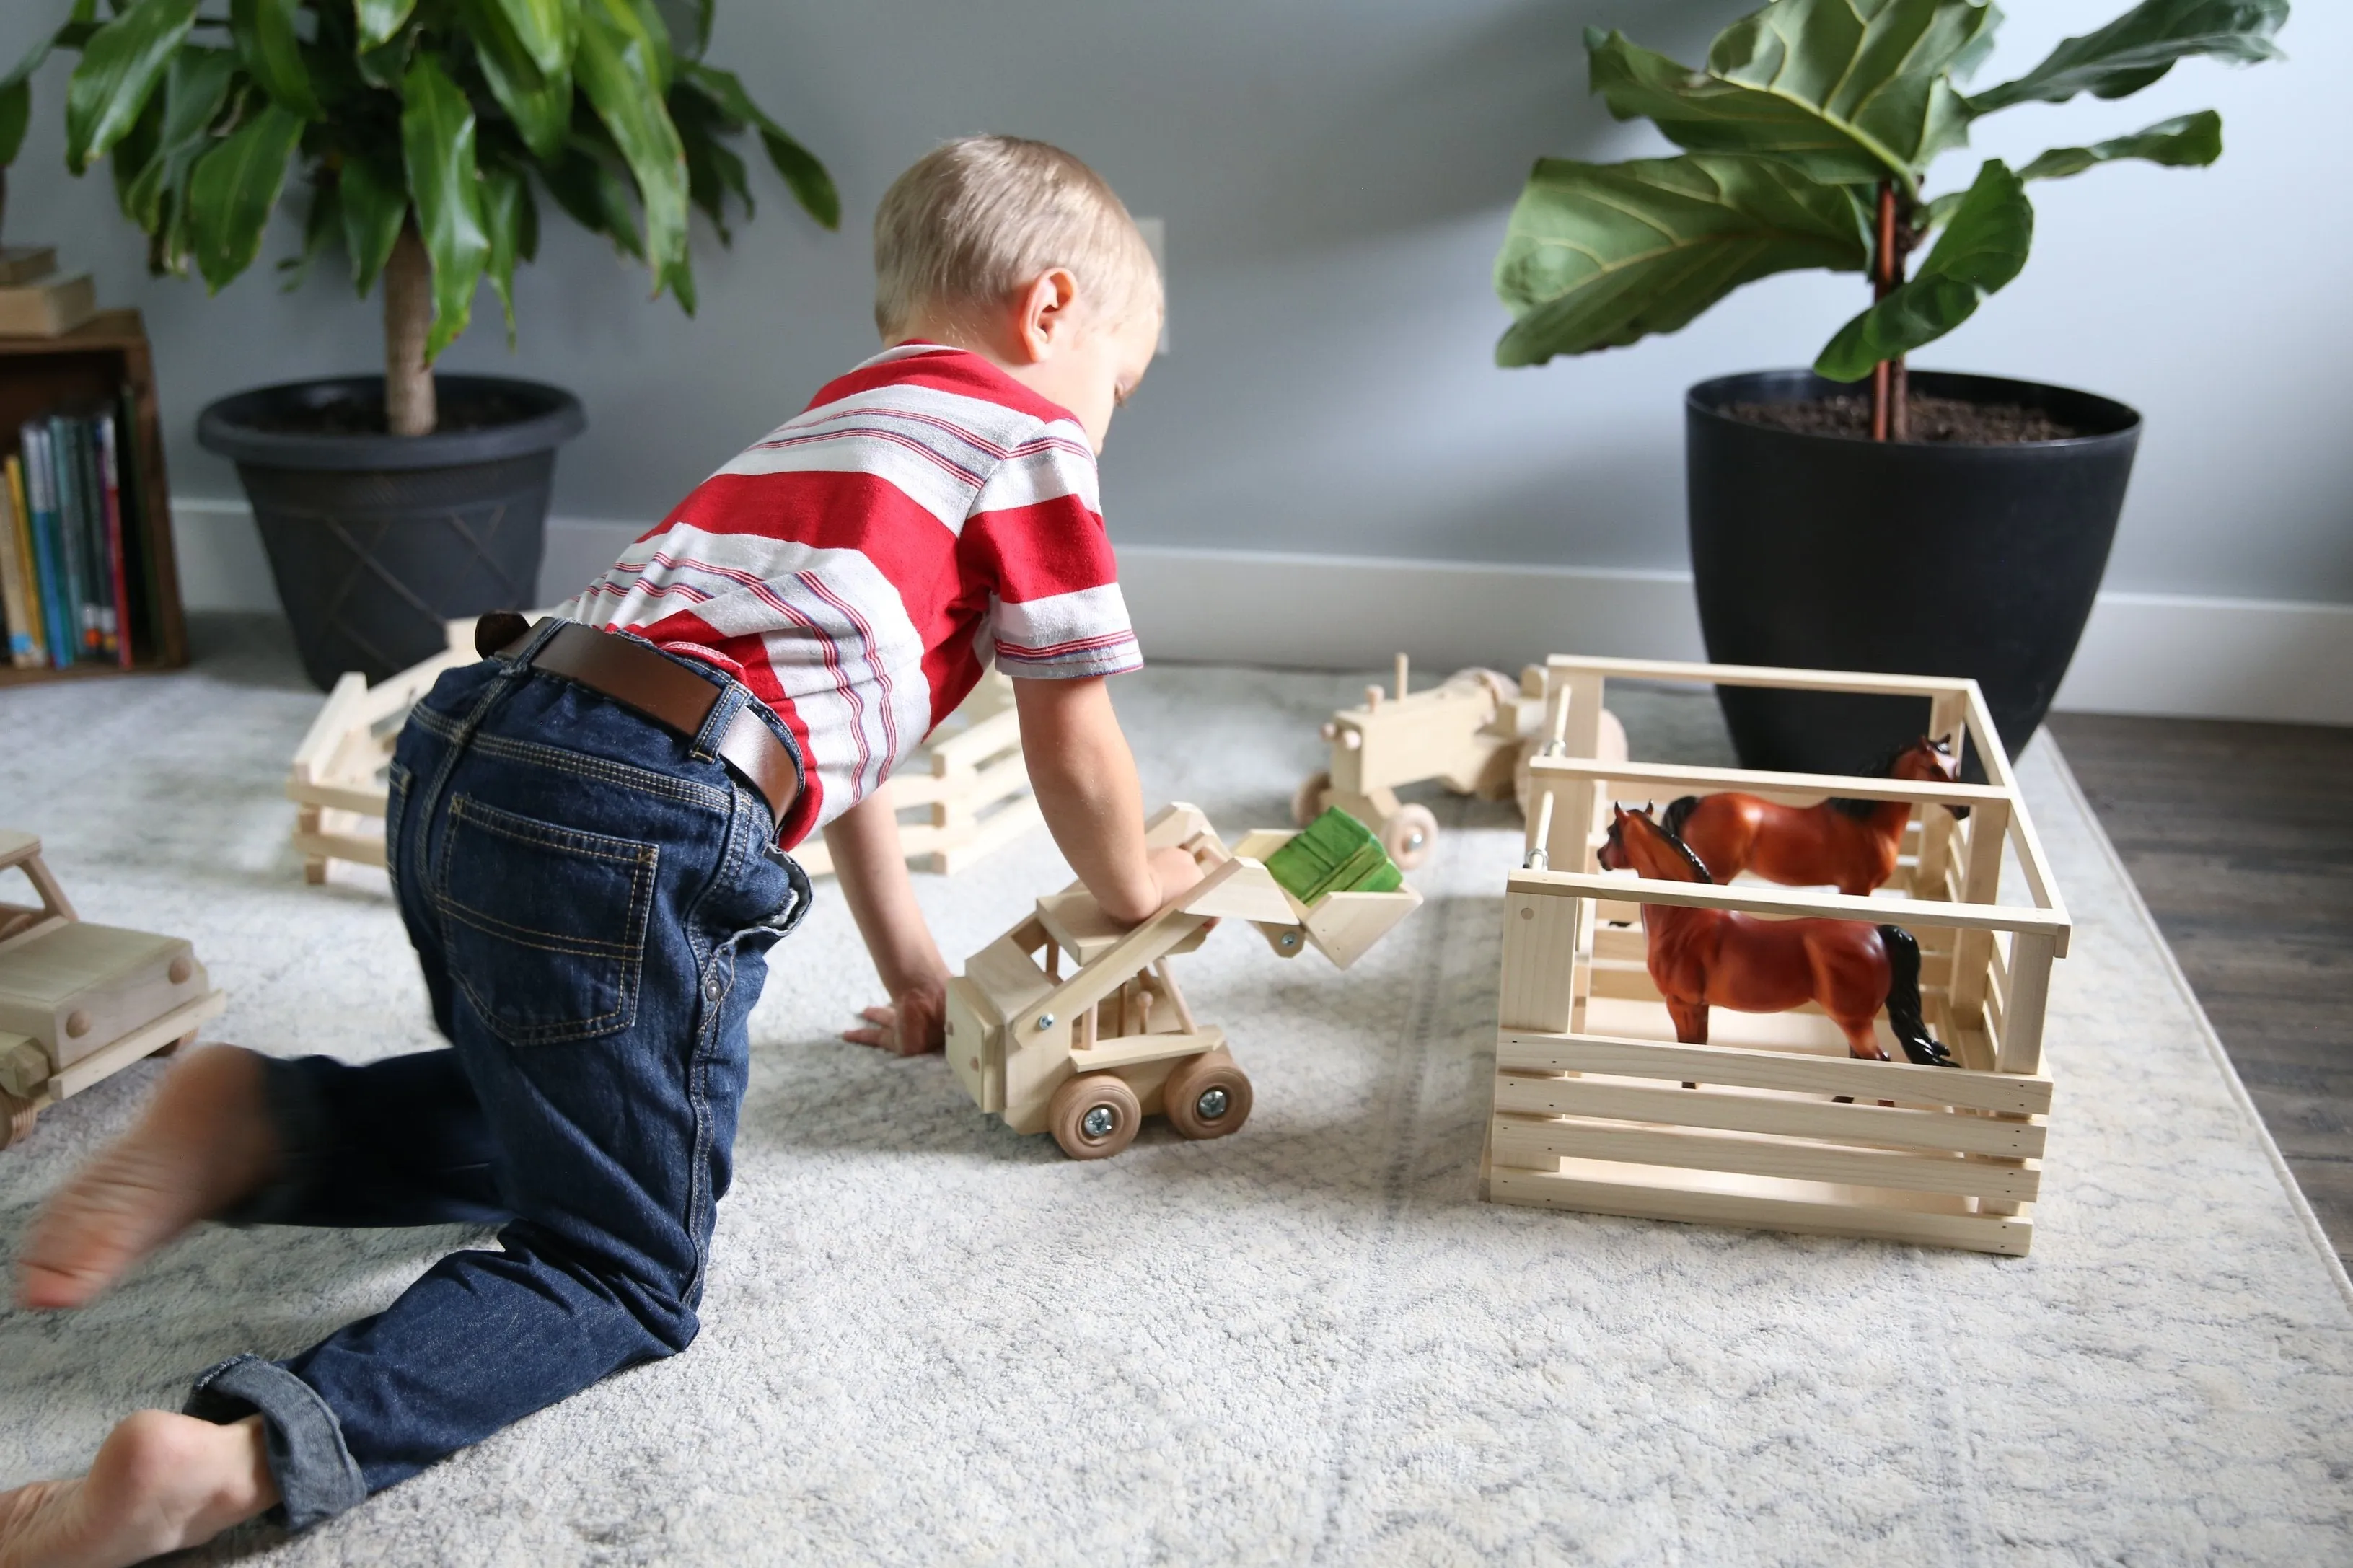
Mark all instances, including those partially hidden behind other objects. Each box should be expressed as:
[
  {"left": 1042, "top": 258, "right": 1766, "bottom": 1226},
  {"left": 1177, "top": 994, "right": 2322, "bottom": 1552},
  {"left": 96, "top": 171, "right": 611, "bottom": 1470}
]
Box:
[{"left": 873, "top": 136, "right": 1161, "bottom": 339}]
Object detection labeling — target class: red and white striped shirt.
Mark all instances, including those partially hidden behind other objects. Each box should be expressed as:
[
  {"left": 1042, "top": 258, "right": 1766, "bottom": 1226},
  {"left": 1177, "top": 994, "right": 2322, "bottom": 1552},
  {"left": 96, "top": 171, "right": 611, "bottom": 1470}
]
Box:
[{"left": 559, "top": 343, "right": 1141, "bottom": 848}]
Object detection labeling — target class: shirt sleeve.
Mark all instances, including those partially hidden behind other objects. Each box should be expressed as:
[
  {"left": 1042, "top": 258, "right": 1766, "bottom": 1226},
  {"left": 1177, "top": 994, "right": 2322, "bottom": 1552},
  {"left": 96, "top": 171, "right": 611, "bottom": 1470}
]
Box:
[{"left": 960, "top": 424, "right": 1143, "bottom": 679}]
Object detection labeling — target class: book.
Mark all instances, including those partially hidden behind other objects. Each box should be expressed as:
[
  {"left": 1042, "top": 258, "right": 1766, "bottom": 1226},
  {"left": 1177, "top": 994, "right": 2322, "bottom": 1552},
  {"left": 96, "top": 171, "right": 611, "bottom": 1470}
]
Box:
[
  {"left": 0, "top": 274, "right": 99, "bottom": 337},
  {"left": 4, "top": 456, "right": 41, "bottom": 669},
  {"left": 96, "top": 414, "right": 131, "bottom": 668},
  {"left": 71, "top": 415, "right": 116, "bottom": 658},
  {"left": 18, "top": 427, "right": 74, "bottom": 668},
  {"left": 0, "top": 247, "right": 58, "bottom": 287},
  {"left": 113, "top": 386, "right": 156, "bottom": 666},
  {"left": 46, "top": 415, "right": 94, "bottom": 659},
  {"left": 0, "top": 461, "right": 38, "bottom": 668}
]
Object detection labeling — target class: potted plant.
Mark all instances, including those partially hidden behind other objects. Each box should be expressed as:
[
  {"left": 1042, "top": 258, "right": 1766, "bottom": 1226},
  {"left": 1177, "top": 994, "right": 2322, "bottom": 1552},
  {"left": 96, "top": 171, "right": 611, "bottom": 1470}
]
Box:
[
  {"left": 1492, "top": 0, "right": 2289, "bottom": 773},
  {"left": 3, "top": 0, "right": 837, "bottom": 688}
]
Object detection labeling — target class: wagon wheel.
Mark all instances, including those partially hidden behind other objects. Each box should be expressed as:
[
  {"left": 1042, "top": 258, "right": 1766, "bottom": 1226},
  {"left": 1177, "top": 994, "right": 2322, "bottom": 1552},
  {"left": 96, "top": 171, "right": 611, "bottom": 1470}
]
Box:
[
  {"left": 1291, "top": 770, "right": 1332, "bottom": 828},
  {"left": 1162, "top": 1051, "right": 1254, "bottom": 1142},
  {"left": 1047, "top": 1073, "right": 1143, "bottom": 1160},
  {"left": 1379, "top": 804, "right": 1439, "bottom": 871},
  {"left": 0, "top": 1091, "right": 37, "bottom": 1151}
]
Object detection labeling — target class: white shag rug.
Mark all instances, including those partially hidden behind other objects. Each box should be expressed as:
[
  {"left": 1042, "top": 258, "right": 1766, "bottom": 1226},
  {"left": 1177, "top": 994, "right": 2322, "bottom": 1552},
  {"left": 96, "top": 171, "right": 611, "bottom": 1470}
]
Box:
[{"left": 0, "top": 620, "right": 2348, "bottom": 1567}]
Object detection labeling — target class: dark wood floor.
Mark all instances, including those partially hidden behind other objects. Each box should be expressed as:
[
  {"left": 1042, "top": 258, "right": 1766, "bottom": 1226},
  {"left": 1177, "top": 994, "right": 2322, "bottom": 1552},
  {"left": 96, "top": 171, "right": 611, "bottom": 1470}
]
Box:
[{"left": 2048, "top": 713, "right": 2353, "bottom": 1268}]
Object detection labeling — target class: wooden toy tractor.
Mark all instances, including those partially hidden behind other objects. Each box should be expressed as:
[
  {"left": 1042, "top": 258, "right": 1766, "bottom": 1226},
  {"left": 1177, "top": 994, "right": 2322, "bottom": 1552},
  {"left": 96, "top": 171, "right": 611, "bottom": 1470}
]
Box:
[
  {"left": 1296, "top": 654, "right": 1627, "bottom": 870},
  {"left": 0, "top": 831, "right": 225, "bottom": 1148},
  {"left": 944, "top": 804, "right": 1421, "bottom": 1160}
]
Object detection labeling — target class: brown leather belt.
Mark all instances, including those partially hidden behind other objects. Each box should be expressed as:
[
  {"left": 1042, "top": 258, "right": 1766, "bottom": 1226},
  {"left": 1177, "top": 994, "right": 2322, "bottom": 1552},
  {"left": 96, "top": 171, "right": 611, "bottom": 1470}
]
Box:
[{"left": 478, "top": 615, "right": 801, "bottom": 829}]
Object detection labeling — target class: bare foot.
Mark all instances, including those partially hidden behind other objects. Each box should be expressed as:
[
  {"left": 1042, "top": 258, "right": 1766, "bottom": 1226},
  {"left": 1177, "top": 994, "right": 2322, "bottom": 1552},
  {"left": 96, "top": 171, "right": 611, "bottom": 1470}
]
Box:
[
  {"left": 0, "top": 1411, "right": 276, "bottom": 1568},
  {"left": 17, "top": 1046, "right": 281, "bottom": 1311}
]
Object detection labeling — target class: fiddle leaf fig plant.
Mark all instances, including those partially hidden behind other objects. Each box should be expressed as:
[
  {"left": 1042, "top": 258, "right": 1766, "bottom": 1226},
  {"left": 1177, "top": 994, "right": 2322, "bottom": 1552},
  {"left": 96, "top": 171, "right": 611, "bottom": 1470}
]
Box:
[
  {"left": 1, "top": 0, "right": 838, "bottom": 436},
  {"left": 1494, "top": 0, "right": 2287, "bottom": 439}
]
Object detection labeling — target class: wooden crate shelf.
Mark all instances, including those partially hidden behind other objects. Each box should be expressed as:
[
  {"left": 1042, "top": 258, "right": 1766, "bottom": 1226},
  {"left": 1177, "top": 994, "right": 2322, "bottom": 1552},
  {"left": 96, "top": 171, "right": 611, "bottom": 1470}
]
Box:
[
  {"left": 0, "top": 309, "right": 188, "bottom": 686},
  {"left": 1485, "top": 654, "right": 2070, "bottom": 1256}
]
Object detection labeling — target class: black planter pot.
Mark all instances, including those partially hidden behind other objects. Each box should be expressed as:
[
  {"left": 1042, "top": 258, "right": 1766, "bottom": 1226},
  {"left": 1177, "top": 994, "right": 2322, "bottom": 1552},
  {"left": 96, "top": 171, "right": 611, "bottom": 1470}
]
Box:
[
  {"left": 198, "top": 375, "right": 586, "bottom": 690},
  {"left": 1686, "top": 369, "right": 2139, "bottom": 777}
]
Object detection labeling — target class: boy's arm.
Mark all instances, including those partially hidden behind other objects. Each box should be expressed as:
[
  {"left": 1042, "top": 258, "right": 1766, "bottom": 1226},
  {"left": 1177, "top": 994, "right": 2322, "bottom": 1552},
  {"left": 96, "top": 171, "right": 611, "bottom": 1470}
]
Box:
[
  {"left": 827, "top": 782, "right": 951, "bottom": 1056},
  {"left": 1013, "top": 674, "right": 1199, "bottom": 925}
]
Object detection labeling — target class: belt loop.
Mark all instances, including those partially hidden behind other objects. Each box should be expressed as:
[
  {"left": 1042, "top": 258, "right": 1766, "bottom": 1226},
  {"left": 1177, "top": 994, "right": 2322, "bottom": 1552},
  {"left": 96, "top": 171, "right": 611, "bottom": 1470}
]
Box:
[
  {"left": 504, "top": 617, "right": 568, "bottom": 670},
  {"left": 690, "top": 682, "right": 749, "bottom": 764}
]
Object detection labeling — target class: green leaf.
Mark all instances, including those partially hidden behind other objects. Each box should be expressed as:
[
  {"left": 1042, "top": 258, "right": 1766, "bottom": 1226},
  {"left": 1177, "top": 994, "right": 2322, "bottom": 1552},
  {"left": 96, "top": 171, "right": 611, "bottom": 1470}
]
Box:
[
  {"left": 2016, "top": 108, "right": 2222, "bottom": 180},
  {"left": 1494, "top": 151, "right": 1870, "bottom": 368},
  {"left": 339, "top": 151, "right": 407, "bottom": 295},
  {"left": 355, "top": 0, "right": 417, "bottom": 53},
  {"left": 229, "top": 0, "right": 321, "bottom": 119},
  {"left": 120, "top": 45, "right": 236, "bottom": 229},
  {"left": 540, "top": 136, "right": 643, "bottom": 257},
  {"left": 671, "top": 80, "right": 750, "bottom": 238},
  {"left": 400, "top": 54, "right": 490, "bottom": 361},
  {"left": 108, "top": 90, "right": 164, "bottom": 216},
  {"left": 1815, "top": 159, "right": 2031, "bottom": 380},
  {"left": 65, "top": 0, "right": 198, "bottom": 172},
  {"left": 685, "top": 63, "right": 837, "bottom": 229},
  {"left": 576, "top": 0, "right": 689, "bottom": 281},
  {"left": 1969, "top": 0, "right": 2287, "bottom": 111},
  {"left": 186, "top": 100, "right": 305, "bottom": 289},
  {"left": 470, "top": 0, "right": 574, "bottom": 160},
  {"left": 483, "top": 0, "right": 578, "bottom": 77},
  {"left": 480, "top": 157, "right": 533, "bottom": 343},
  {"left": 0, "top": 76, "right": 31, "bottom": 167},
  {"left": 281, "top": 172, "right": 339, "bottom": 290},
  {"left": 649, "top": 0, "right": 711, "bottom": 63}
]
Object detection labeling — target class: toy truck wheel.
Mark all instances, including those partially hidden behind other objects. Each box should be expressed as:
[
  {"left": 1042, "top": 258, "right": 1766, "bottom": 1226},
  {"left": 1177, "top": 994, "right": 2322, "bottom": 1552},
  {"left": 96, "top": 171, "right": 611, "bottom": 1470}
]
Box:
[
  {"left": 1048, "top": 1073, "right": 1143, "bottom": 1160},
  {"left": 1292, "top": 771, "right": 1332, "bottom": 829},
  {"left": 0, "top": 1091, "right": 36, "bottom": 1151},
  {"left": 1379, "top": 804, "right": 1440, "bottom": 870},
  {"left": 1162, "top": 1051, "right": 1254, "bottom": 1142}
]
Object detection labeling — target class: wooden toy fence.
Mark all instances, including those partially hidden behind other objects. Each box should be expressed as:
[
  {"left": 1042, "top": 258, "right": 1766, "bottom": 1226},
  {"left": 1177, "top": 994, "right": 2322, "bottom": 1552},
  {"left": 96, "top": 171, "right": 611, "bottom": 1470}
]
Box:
[
  {"left": 288, "top": 625, "right": 1039, "bottom": 884},
  {"left": 1486, "top": 656, "right": 2070, "bottom": 1256}
]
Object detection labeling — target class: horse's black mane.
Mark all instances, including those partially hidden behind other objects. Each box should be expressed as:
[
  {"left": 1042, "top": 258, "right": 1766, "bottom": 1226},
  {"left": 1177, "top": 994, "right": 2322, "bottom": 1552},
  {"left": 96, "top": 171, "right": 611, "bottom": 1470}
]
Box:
[
  {"left": 1640, "top": 814, "right": 1716, "bottom": 884},
  {"left": 1826, "top": 739, "right": 1935, "bottom": 819}
]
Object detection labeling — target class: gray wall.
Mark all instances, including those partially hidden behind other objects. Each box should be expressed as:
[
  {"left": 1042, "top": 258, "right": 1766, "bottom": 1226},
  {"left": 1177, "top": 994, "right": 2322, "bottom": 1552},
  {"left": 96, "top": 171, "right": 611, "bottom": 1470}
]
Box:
[{"left": 4, "top": 0, "right": 2347, "bottom": 602}]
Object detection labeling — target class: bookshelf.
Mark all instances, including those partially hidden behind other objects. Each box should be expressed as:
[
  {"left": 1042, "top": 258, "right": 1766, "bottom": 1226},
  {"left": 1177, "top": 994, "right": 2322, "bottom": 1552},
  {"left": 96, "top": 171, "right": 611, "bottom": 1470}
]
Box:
[{"left": 0, "top": 309, "right": 189, "bottom": 687}]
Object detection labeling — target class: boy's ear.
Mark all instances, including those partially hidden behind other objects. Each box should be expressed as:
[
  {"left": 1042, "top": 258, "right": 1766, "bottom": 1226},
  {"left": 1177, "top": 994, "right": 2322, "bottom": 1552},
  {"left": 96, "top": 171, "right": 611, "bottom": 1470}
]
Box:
[{"left": 1012, "top": 268, "right": 1081, "bottom": 363}]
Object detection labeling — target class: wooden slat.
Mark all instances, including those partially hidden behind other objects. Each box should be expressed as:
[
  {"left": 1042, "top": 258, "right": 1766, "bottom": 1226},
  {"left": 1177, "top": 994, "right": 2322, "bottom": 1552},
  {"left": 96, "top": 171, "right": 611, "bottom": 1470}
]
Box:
[
  {"left": 1068, "top": 1029, "right": 1224, "bottom": 1074},
  {"left": 1507, "top": 868, "right": 2067, "bottom": 940},
  {"left": 291, "top": 829, "right": 384, "bottom": 869},
  {"left": 1492, "top": 1073, "right": 2046, "bottom": 1159},
  {"left": 1499, "top": 887, "right": 1580, "bottom": 1034},
  {"left": 1543, "top": 653, "right": 1974, "bottom": 699},
  {"left": 926, "top": 704, "right": 1023, "bottom": 772},
  {"left": 1491, "top": 1116, "right": 2040, "bottom": 1202},
  {"left": 1487, "top": 1160, "right": 2032, "bottom": 1256},
  {"left": 1998, "top": 932, "right": 2057, "bottom": 1075},
  {"left": 283, "top": 779, "right": 388, "bottom": 816},
  {"left": 51, "top": 990, "right": 225, "bottom": 1099},
  {"left": 1526, "top": 754, "right": 2012, "bottom": 811},
  {"left": 290, "top": 672, "right": 369, "bottom": 780},
  {"left": 1497, "top": 1029, "right": 2052, "bottom": 1114}
]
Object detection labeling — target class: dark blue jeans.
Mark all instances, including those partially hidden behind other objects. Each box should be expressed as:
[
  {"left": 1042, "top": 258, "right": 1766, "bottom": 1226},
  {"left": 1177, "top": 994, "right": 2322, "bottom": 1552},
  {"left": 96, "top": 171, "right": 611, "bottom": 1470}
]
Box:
[{"left": 185, "top": 624, "right": 810, "bottom": 1529}]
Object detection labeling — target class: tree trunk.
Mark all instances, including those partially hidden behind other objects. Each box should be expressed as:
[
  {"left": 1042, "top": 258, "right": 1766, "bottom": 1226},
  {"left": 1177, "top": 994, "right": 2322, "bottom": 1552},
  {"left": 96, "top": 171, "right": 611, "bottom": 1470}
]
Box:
[
  {"left": 384, "top": 226, "right": 436, "bottom": 437},
  {"left": 1870, "top": 181, "right": 1909, "bottom": 443}
]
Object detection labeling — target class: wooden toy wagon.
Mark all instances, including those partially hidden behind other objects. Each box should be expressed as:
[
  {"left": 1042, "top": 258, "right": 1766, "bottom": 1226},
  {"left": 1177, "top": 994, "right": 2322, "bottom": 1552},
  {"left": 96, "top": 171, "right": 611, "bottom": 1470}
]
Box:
[
  {"left": 0, "top": 831, "right": 226, "bottom": 1148},
  {"left": 945, "top": 803, "right": 1420, "bottom": 1160},
  {"left": 289, "top": 617, "right": 1042, "bottom": 884},
  {"left": 1487, "top": 656, "right": 2068, "bottom": 1256},
  {"left": 1295, "top": 653, "right": 1626, "bottom": 870}
]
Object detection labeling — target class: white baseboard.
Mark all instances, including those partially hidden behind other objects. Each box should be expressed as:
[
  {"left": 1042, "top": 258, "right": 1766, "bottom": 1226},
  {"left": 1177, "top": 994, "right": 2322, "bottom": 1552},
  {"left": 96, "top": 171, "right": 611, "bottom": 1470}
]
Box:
[{"left": 172, "top": 503, "right": 2353, "bottom": 726}]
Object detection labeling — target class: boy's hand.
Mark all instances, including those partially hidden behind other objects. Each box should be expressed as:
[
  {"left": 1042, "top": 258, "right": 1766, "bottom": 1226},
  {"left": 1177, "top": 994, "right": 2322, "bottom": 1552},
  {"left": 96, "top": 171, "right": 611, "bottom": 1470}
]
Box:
[
  {"left": 844, "top": 985, "right": 947, "bottom": 1057},
  {"left": 1146, "top": 845, "right": 1206, "bottom": 914}
]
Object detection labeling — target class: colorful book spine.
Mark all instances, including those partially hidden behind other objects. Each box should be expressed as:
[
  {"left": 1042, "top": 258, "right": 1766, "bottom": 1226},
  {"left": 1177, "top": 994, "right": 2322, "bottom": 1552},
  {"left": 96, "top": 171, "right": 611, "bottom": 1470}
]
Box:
[
  {"left": 19, "top": 426, "right": 74, "bottom": 669},
  {"left": 58, "top": 414, "right": 110, "bottom": 659},
  {"left": 43, "top": 416, "right": 90, "bottom": 660},
  {"left": 4, "top": 456, "right": 40, "bottom": 669},
  {"left": 97, "top": 413, "right": 129, "bottom": 666},
  {"left": 114, "top": 386, "right": 154, "bottom": 665},
  {"left": 0, "top": 454, "right": 38, "bottom": 669}
]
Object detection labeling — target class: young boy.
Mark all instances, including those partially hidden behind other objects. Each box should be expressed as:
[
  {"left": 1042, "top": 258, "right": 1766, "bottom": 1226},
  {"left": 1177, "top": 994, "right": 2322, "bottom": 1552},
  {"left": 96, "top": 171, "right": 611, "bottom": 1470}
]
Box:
[{"left": 0, "top": 135, "right": 1189, "bottom": 1566}]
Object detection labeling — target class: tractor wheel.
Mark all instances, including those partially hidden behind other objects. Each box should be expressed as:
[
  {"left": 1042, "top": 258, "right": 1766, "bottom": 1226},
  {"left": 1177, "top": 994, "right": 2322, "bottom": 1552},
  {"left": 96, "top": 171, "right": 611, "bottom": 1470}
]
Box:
[
  {"left": 1047, "top": 1073, "right": 1143, "bottom": 1160},
  {"left": 1291, "top": 770, "right": 1332, "bottom": 828},
  {"left": 0, "top": 1091, "right": 37, "bottom": 1151},
  {"left": 1380, "top": 804, "right": 1439, "bottom": 870},
  {"left": 1162, "top": 1052, "right": 1254, "bottom": 1142}
]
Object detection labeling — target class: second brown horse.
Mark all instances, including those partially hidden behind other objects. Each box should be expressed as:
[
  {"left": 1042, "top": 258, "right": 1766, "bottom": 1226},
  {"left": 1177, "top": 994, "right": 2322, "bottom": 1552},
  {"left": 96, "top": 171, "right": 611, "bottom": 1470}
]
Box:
[
  {"left": 1661, "top": 736, "right": 1962, "bottom": 896},
  {"left": 1598, "top": 806, "right": 1956, "bottom": 1067}
]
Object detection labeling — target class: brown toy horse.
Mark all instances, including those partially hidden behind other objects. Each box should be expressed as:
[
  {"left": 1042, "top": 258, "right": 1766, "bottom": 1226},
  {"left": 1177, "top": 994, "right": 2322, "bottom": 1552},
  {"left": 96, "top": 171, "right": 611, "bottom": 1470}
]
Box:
[
  {"left": 1660, "top": 736, "right": 1963, "bottom": 896},
  {"left": 1598, "top": 806, "right": 1956, "bottom": 1067}
]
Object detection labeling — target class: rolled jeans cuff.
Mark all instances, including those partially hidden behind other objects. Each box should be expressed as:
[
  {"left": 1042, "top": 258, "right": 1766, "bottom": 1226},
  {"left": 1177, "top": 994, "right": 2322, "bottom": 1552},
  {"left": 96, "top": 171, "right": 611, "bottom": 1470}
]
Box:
[{"left": 185, "top": 1354, "right": 367, "bottom": 1531}]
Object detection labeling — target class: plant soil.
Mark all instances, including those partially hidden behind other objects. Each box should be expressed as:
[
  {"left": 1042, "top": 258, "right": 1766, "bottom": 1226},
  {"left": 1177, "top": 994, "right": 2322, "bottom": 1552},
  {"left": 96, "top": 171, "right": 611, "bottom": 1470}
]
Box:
[
  {"left": 245, "top": 384, "right": 546, "bottom": 438},
  {"left": 1725, "top": 392, "right": 2088, "bottom": 444}
]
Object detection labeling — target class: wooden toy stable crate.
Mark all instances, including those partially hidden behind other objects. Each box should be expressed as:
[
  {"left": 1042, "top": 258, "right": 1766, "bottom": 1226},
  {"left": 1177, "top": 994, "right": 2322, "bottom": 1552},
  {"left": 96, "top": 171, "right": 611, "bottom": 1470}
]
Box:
[{"left": 1485, "top": 656, "right": 2070, "bottom": 1256}]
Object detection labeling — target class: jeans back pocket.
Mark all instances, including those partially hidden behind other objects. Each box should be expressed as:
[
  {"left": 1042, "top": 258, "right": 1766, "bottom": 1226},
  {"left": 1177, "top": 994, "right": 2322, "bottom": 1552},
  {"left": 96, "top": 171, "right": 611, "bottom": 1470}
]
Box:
[{"left": 433, "top": 795, "right": 658, "bottom": 1045}]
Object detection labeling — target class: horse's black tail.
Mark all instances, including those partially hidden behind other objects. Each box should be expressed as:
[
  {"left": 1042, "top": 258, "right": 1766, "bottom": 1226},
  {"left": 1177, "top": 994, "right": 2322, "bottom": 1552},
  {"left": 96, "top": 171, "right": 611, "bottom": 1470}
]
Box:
[
  {"left": 1661, "top": 795, "right": 1700, "bottom": 842},
  {"left": 1879, "top": 924, "right": 1957, "bottom": 1067}
]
